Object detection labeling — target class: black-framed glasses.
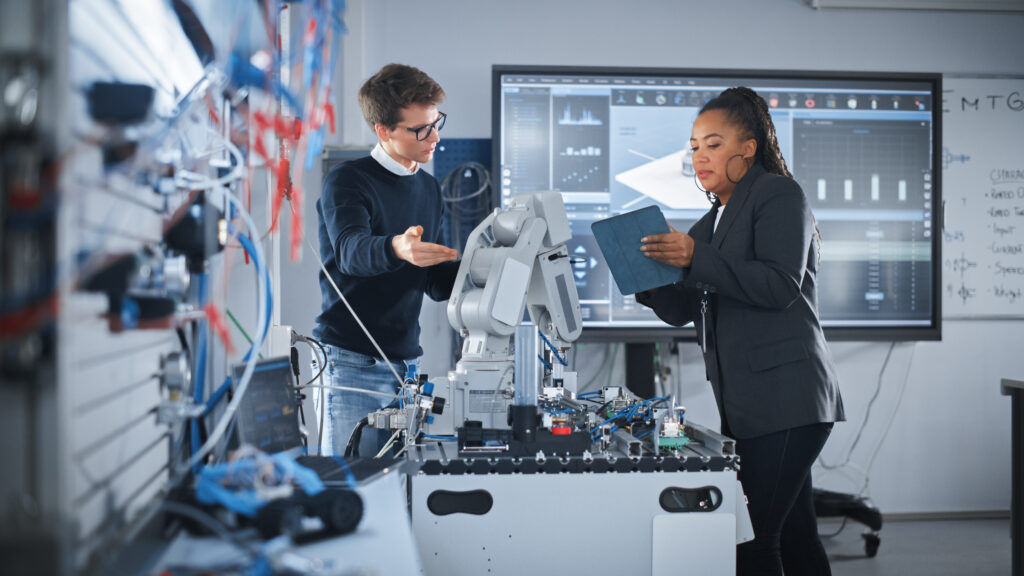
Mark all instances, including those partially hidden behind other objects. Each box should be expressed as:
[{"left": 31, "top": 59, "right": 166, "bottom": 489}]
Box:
[{"left": 405, "top": 112, "right": 446, "bottom": 141}]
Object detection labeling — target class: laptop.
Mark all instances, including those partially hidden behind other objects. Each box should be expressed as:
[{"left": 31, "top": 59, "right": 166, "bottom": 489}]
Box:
[{"left": 230, "top": 356, "right": 397, "bottom": 485}]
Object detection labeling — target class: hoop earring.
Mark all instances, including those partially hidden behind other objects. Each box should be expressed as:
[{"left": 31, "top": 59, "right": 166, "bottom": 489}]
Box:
[
  {"left": 725, "top": 154, "right": 750, "bottom": 184},
  {"left": 694, "top": 172, "right": 715, "bottom": 204}
]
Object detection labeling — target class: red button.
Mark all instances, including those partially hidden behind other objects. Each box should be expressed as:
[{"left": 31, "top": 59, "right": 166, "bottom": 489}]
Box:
[{"left": 551, "top": 426, "right": 571, "bottom": 436}]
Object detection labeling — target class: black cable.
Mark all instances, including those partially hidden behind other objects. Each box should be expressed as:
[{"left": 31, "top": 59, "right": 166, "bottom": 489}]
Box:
[
  {"left": 440, "top": 162, "right": 493, "bottom": 256},
  {"left": 630, "top": 422, "right": 657, "bottom": 437},
  {"left": 818, "top": 341, "right": 896, "bottom": 473},
  {"left": 175, "top": 326, "right": 190, "bottom": 353},
  {"left": 344, "top": 417, "right": 369, "bottom": 458},
  {"left": 440, "top": 162, "right": 493, "bottom": 366},
  {"left": 819, "top": 517, "right": 849, "bottom": 539},
  {"left": 297, "top": 334, "right": 327, "bottom": 387},
  {"left": 160, "top": 501, "right": 259, "bottom": 556},
  {"left": 292, "top": 332, "right": 329, "bottom": 454},
  {"left": 845, "top": 342, "right": 896, "bottom": 459},
  {"left": 296, "top": 388, "right": 307, "bottom": 430}
]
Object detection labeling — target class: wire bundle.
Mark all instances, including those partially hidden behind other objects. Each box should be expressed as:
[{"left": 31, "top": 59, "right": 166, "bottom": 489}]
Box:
[
  {"left": 589, "top": 396, "right": 669, "bottom": 441},
  {"left": 439, "top": 162, "right": 494, "bottom": 257}
]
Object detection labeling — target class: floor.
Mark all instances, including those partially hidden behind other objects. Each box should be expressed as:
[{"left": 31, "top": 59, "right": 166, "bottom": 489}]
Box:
[{"left": 823, "top": 517, "right": 1011, "bottom": 576}]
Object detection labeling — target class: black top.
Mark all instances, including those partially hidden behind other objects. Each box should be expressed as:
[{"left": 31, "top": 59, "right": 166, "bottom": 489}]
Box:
[
  {"left": 637, "top": 163, "right": 844, "bottom": 439},
  {"left": 314, "top": 156, "right": 459, "bottom": 360}
]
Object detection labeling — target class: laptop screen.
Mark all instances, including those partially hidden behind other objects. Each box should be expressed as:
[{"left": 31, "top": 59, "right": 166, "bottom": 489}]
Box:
[{"left": 231, "top": 357, "right": 304, "bottom": 455}]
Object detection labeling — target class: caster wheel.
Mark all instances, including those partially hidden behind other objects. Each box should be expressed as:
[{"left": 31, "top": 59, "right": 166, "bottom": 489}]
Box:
[
  {"left": 313, "top": 489, "right": 364, "bottom": 535},
  {"left": 862, "top": 531, "right": 881, "bottom": 558}
]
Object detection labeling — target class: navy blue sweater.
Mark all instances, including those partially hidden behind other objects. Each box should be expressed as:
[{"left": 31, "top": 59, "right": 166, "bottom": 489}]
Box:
[{"left": 314, "top": 156, "right": 459, "bottom": 360}]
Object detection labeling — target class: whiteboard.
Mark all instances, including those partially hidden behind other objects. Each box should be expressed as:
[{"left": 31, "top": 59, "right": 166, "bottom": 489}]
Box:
[{"left": 941, "top": 76, "right": 1024, "bottom": 319}]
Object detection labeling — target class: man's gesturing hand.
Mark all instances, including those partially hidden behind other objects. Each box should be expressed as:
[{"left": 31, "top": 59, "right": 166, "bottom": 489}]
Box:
[{"left": 392, "top": 225, "right": 458, "bottom": 267}]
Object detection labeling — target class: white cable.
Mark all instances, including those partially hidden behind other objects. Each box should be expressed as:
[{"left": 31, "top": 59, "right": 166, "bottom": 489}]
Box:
[
  {"left": 181, "top": 134, "right": 407, "bottom": 474},
  {"left": 287, "top": 200, "right": 407, "bottom": 390},
  {"left": 176, "top": 191, "right": 269, "bottom": 478},
  {"left": 375, "top": 430, "right": 401, "bottom": 459},
  {"left": 296, "top": 384, "right": 402, "bottom": 401},
  {"left": 317, "top": 362, "right": 326, "bottom": 456},
  {"left": 173, "top": 126, "right": 245, "bottom": 192}
]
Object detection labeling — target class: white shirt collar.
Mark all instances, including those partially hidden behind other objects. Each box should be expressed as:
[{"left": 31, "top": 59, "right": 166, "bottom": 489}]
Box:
[
  {"left": 714, "top": 203, "right": 725, "bottom": 232},
  {"left": 371, "top": 142, "right": 418, "bottom": 176}
]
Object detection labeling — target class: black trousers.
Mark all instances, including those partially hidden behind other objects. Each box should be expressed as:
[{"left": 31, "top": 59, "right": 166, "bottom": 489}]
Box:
[{"left": 725, "top": 421, "right": 833, "bottom": 576}]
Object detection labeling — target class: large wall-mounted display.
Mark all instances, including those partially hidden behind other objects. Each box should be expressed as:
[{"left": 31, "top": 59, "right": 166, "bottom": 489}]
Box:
[{"left": 493, "top": 66, "right": 941, "bottom": 340}]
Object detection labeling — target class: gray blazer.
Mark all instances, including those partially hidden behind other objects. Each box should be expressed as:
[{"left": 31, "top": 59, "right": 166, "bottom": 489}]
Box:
[{"left": 637, "top": 163, "right": 844, "bottom": 439}]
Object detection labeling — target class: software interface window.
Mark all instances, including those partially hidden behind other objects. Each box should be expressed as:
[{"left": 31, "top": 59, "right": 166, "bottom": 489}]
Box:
[{"left": 498, "top": 71, "right": 936, "bottom": 330}]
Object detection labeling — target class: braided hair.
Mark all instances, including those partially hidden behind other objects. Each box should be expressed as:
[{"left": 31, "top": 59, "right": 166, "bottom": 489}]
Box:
[
  {"left": 699, "top": 86, "right": 823, "bottom": 259},
  {"left": 699, "top": 86, "right": 791, "bottom": 178}
]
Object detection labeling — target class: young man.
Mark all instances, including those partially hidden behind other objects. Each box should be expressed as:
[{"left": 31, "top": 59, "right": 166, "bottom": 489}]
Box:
[{"left": 313, "top": 63, "right": 459, "bottom": 457}]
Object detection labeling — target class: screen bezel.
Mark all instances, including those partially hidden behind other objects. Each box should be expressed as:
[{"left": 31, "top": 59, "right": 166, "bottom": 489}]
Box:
[{"left": 491, "top": 65, "right": 942, "bottom": 342}]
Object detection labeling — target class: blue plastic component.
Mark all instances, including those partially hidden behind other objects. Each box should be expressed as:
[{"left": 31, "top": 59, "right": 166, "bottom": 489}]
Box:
[
  {"left": 196, "top": 451, "right": 324, "bottom": 518},
  {"left": 120, "top": 297, "right": 140, "bottom": 330},
  {"left": 226, "top": 52, "right": 302, "bottom": 118},
  {"left": 305, "top": 126, "right": 324, "bottom": 170},
  {"left": 423, "top": 381, "right": 435, "bottom": 395},
  {"left": 426, "top": 415, "right": 434, "bottom": 424}
]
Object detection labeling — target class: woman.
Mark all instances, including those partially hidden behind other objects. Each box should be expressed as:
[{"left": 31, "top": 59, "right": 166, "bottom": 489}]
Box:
[{"left": 637, "top": 87, "right": 845, "bottom": 576}]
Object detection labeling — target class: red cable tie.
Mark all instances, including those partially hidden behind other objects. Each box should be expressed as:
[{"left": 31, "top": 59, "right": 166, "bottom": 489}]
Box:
[
  {"left": 304, "top": 17, "right": 317, "bottom": 45},
  {"left": 270, "top": 158, "right": 290, "bottom": 232},
  {"left": 309, "top": 106, "right": 321, "bottom": 131},
  {"left": 253, "top": 133, "right": 269, "bottom": 162},
  {"left": 273, "top": 113, "right": 292, "bottom": 139},
  {"left": 269, "top": 111, "right": 304, "bottom": 144},
  {"left": 206, "top": 93, "right": 220, "bottom": 125},
  {"left": 0, "top": 296, "right": 56, "bottom": 339},
  {"left": 252, "top": 111, "right": 271, "bottom": 161},
  {"left": 324, "top": 101, "right": 336, "bottom": 134},
  {"left": 204, "top": 304, "right": 234, "bottom": 355},
  {"left": 253, "top": 110, "right": 271, "bottom": 131}
]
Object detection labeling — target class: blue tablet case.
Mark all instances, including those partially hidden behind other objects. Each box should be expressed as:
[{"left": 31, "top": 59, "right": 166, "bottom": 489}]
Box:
[{"left": 590, "top": 205, "right": 683, "bottom": 295}]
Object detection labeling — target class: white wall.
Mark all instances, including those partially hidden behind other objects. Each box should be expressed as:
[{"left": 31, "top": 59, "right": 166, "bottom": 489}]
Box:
[
  {"left": 278, "top": 0, "right": 452, "bottom": 390},
  {"left": 343, "top": 0, "right": 1024, "bottom": 142},
  {"left": 314, "top": 0, "right": 1024, "bottom": 514}
]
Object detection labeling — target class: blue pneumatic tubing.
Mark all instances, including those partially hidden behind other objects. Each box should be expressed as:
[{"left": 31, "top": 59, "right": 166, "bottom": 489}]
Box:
[{"left": 230, "top": 225, "right": 273, "bottom": 363}]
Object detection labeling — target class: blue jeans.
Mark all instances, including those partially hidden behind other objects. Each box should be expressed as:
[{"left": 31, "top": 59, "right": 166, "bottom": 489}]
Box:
[{"left": 313, "top": 344, "right": 416, "bottom": 458}]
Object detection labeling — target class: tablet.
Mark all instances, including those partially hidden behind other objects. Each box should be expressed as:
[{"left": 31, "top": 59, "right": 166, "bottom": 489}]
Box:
[{"left": 590, "top": 205, "right": 684, "bottom": 295}]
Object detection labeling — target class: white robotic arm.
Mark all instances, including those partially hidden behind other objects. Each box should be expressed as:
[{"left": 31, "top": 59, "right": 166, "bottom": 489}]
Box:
[
  {"left": 448, "top": 190, "right": 582, "bottom": 361},
  {"left": 437, "top": 191, "right": 583, "bottom": 433}
]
